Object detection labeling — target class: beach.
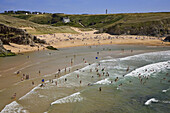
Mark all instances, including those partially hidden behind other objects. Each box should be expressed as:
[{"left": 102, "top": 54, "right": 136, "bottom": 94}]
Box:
[
  {"left": 3, "top": 27, "right": 170, "bottom": 54},
  {"left": 0, "top": 44, "right": 170, "bottom": 112},
  {"left": 0, "top": 28, "right": 170, "bottom": 113}
]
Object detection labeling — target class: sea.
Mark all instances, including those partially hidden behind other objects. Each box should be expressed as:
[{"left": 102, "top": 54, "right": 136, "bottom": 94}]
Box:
[{"left": 0, "top": 45, "right": 170, "bottom": 113}]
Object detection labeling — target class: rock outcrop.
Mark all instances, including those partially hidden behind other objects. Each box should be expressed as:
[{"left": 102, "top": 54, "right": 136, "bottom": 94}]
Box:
[
  {"left": 0, "top": 24, "right": 46, "bottom": 56},
  {"left": 163, "top": 36, "right": 170, "bottom": 42},
  {"left": 0, "top": 24, "right": 35, "bottom": 45},
  {"left": 0, "top": 39, "right": 15, "bottom": 56}
]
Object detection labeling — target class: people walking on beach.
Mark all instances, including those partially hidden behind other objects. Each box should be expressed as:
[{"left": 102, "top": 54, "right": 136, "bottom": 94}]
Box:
[
  {"left": 39, "top": 70, "right": 41, "bottom": 75},
  {"left": 26, "top": 75, "right": 29, "bottom": 80},
  {"left": 11, "top": 93, "right": 16, "bottom": 99}
]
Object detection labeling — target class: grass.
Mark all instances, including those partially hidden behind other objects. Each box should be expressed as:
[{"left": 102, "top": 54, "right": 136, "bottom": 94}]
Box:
[
  {"left": 0, "top": 52, "right": 16, "bottom": 57},
  {"left": 0, "top": 14, "right": 77, "bottom": 35},
  {"left": 9, "top": 12, "right": 170, "bottom": 30}
]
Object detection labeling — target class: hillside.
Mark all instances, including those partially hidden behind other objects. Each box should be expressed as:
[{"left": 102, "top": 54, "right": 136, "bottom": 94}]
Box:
[
  {"left": 10, "top": 12, "right": 170, "bottom": 37},
  {"left": 0, "top": 14, "right": 77, "bottom": 35},
  {"left": 0, "top": 14, "right": 77, "bottom": 56}
]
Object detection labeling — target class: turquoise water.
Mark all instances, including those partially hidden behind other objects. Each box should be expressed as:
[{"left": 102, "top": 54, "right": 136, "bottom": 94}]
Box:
[{"left": 1, "top": 45, "right": 170, "bottom": 113}]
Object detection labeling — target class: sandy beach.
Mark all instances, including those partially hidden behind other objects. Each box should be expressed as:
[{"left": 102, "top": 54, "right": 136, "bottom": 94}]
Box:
[
  {"left": 0, "top": 28, "right": 170, "bottom": 112},
  {"left": 3, "top": 27, "right": 170, "bottom": 54}
]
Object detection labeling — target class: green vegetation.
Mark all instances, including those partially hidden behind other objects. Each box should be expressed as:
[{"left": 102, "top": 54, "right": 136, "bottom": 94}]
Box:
[
  {"left": 0, "top": 52, "right": 16, "bottom": 57},
  {"left": 0, "top": 14, "right": 77, "bottom": 35},
  {"left": 1, "top": 12, "right": 170, "bottom": 36},
  {"left": 46, "top": 46, "right": 58, "bottom": 50},
  {"left": 9, "top": 12, "right": 170, "bottom": 28}
]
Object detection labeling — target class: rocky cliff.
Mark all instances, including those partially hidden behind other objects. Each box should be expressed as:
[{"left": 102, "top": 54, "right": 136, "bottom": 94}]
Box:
[
  {"left": 0, "top": 39, "right": 15, "bottom": 56},
  {"left": 0, "top": 24, "right": 46, "bottom": 56},
  {"left": 0, "top": 24, "right": 35, "bottom": 45}
]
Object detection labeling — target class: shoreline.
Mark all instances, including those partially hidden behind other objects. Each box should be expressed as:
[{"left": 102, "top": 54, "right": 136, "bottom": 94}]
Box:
[{"left": 0, "top": 45, "right": 170, "bottom": 112}]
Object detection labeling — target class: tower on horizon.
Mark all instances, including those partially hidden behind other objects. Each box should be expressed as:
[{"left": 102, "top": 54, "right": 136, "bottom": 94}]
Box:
[{"left": 106, "top": 9, "right": 107, "bottom": 14}]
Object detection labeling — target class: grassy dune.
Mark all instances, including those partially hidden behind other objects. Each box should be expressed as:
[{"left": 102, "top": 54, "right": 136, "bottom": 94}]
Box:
[{"left": 0, "top": 14, "right": 77, "bottom": 35}]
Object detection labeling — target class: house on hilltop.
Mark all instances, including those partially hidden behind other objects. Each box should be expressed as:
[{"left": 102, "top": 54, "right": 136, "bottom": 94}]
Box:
[{"left": 63, "top": 17, "right": 70, "bottom": 23}]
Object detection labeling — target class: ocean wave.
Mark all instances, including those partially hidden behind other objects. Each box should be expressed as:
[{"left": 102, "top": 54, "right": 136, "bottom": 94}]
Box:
[
  {"left": 162, "top": 87, "right": 170, "bottom": 93},
  {"left": 100, "top": 50, "right": 170, "bottom": 63},
  {"left": 94, "top": 78, "right": 110, "bottom": 85},
  {"left": 144, "top": 98, "right": 159, "bottom": 105},
  {"left": 51, "top": 92, "right": 83, "bottom": 105},
  {"left": 145, "top": 98, "right": 170, "bottom": 105},
  {"left": 125, "top": 60, "right": 170, "bottom": 77},
  {"left": 1, "top": 101, "right": 29, "bottom": 113}
]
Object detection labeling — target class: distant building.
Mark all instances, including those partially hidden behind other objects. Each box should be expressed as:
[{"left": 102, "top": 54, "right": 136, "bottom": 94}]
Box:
[
  {"left": 63, "top": 17, "right": 70, "bottom": 23},
  {"left": 106, "top": 9, "right": 108, "bottom": 14},
  {"left": 25, "top": 13, "right": 28, "bottom": 15}
]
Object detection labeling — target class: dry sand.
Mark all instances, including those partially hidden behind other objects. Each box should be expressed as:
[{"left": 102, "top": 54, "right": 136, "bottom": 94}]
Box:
[{"left": 3, "top": 27, "right": 170, "bottom": 54}]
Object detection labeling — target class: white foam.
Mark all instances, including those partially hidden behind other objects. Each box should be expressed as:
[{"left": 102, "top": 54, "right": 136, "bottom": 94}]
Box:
[
  {"left": 94, "top": 78, "right": 110, "bottom": 85},
  {"left": 125, "top": 61, "right": 170, "bottom": 77},
  {"left": 100, "top": 50, "right": 170, "bottom": 63},
  {"left": 1, "top": 101, "right": 29, "bottom": 113},
  {"left": 38, "top": 94, "right": 47, "bottom": 98},
  {"left": 19, "top": 86, "right": 39, "bottom": 100},
  {"left": 51, "top": 92, "right": 83, "bottom": 105},
  {"left": 145, "top": 98, "right": 159, "bottom": 105},
  {"left": 162, "top": 87, "right": 170, "bottom": 93}
]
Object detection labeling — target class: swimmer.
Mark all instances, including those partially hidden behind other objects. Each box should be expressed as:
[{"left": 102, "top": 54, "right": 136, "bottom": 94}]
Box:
[
  {"left": 99, "top": 87, "right": 102, "bottom": 91},
  {"left": 65, "top": 67, "right": 67, "bottom": 73},
  {"left": 77, "top": 74, "right": 79, "bottom": 78},
  {"left": 32, "top": 81, "right": 34, "bottom": 85},
  {"left": 126, "top": 66, "right": 129, "bottom": 72},
  {"left": 65, "top": 78, "right": 67, "bottom": 82},
  {"left": 90, "top": 69, "right": 92, "bottom": 72},
  {"left": 119, "top": 83, "right": 122, "bottom": 86},
  {"left": 80, "top": 80, "right": 82, "bottom": 84}
]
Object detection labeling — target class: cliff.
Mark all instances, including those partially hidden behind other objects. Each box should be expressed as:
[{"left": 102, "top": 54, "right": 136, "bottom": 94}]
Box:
[
  {"left": 0, "top": 24, "right": 35, "bottom": 45},
  {"left": 0, "top": 39, "right": 15, "bottom": 57}
]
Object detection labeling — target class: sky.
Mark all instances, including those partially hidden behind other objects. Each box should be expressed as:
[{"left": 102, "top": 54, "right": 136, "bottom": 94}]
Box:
[{"left": 0, "top": 0, "right": 170, "bottom": 14}]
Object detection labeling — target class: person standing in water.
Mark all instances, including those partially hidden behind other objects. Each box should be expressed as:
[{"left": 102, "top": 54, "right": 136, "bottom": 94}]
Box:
[
  {"left": 71, "top": 58, "right": 73, "bottom": 66},
  {"left": 99, "top": 87, "right": 102, "bottom": 91}
]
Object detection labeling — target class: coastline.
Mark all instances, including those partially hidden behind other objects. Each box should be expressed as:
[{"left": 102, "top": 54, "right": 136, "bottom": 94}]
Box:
[
  {"left": 0, "top": 44, "right": 170, "bottom": 112},
  {"left": 3, "top": 27, "right": 170, "bottom": 54}
]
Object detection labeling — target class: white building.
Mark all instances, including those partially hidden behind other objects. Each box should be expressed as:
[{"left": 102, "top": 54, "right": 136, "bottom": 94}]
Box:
[{"left": 63, "top": 17, "right": 70, "bottom": 23}]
